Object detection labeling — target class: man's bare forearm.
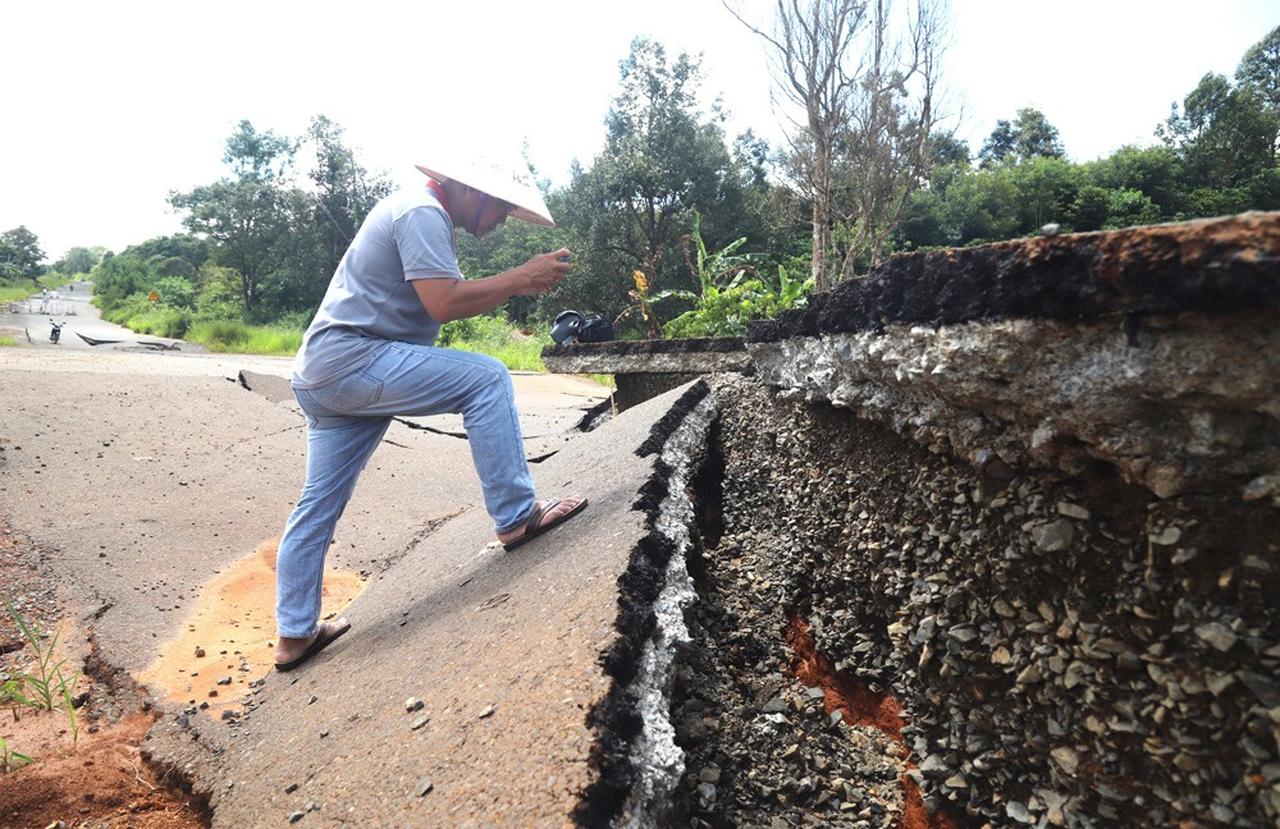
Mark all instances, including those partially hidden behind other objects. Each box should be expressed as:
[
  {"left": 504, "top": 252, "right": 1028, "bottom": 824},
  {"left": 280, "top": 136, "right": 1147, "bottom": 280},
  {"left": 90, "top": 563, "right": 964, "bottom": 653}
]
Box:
[{"left": 415, "top": 270, "right": 526, "bottom": 323}]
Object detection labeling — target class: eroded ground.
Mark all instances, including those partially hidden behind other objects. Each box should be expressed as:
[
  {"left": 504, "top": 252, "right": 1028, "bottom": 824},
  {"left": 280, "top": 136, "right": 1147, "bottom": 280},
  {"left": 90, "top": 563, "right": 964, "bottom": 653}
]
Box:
[{"left": 0, "top": 520, "right": 208, "bottom": 828}]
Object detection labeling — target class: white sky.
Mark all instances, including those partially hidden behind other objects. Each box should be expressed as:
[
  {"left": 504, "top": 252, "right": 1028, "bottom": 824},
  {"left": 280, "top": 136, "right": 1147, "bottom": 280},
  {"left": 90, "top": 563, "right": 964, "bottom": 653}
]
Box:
[{"left": 2, "top": 0, "right": 1276, "bottom": 260}]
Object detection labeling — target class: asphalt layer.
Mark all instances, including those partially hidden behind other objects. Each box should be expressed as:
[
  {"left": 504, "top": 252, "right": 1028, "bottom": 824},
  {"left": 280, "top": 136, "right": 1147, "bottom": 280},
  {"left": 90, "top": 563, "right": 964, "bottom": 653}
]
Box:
[
  {"left": 544, "top": 336, "right": 745, "bottom": 358},
  {"left": 749, "top": 212, "right": 1280, "bottom": 342}
]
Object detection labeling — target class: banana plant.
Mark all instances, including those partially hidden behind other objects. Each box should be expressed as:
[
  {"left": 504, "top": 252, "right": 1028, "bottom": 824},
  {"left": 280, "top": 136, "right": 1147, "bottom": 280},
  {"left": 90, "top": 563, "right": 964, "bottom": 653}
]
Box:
[{"left": 653, "top": 210, "right": 760, "bottom": 310}]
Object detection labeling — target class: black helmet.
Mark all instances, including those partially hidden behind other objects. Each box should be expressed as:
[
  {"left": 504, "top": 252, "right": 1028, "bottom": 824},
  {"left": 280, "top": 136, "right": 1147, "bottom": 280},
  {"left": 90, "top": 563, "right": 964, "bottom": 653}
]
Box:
[{"left": 551, "top": 310, "right": 584, "bottom": 345}]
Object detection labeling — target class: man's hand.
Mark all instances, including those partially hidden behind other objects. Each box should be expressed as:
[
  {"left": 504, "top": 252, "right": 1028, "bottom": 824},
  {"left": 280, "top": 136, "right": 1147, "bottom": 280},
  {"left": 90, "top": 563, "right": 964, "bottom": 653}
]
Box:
[{"left": 515, "top": 248, "right": 573, "bottom": 296}]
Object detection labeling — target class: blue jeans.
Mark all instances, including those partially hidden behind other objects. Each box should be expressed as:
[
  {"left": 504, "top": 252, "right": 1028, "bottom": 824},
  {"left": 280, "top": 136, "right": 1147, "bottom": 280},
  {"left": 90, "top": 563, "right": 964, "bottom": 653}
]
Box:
[{"left": 275, "top": 341, "right": 535, "bottom": 638}]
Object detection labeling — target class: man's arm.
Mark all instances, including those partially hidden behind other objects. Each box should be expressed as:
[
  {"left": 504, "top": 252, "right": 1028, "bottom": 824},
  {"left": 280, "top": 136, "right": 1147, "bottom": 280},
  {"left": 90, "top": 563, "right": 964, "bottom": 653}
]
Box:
[{"left": 412, "top": 249, "right": 572, "bottom": 323}]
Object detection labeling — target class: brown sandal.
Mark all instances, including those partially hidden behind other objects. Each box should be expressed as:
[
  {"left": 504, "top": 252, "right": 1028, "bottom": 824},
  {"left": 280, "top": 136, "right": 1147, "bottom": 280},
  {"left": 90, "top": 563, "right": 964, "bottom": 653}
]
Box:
[
  {"left": 501, "top": 499, "right": 589, "bottom": 552},
  {"left": 275, "top": 618, "right": 351, "bottom": 671}
]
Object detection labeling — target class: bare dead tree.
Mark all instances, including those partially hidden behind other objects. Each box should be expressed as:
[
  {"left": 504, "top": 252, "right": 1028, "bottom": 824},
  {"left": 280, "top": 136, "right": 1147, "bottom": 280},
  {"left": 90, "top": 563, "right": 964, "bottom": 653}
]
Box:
[
  {"left": 836, "top": 0, "right": 942, "bottom": 276},
  {"left": 726, "top": 0, "right": 945, "bottom": 289}
]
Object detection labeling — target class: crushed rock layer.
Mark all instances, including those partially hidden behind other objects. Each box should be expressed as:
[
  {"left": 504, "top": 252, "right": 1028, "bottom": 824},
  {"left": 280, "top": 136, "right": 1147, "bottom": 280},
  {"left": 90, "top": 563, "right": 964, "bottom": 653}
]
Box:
[{"left": 704, "top": 374, "right": 1280, "bottom": 828}]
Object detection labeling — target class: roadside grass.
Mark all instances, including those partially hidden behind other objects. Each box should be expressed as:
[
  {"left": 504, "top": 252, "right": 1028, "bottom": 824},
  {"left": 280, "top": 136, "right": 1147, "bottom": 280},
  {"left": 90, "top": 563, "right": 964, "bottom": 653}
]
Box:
[
  {"left": 0, "top": 274, "right": 82, "bottom": 305},
  {"left": 110, "top": 307, "right": 190, "bottom": 339},
  {"left": 0, "top": 283, "right": 35, "bottom": 304},
  {"left": 185, "top": 320, "right": 303, "bottom": 356},
  {"left": 92, "top": 298, "right": 569, "bottom": 375},
  {"left": 38, "top": 272, "right": 81, "bottom": 290},
  {"left": 0, "top": 336, "right": 16, "bottom": 348},
  {"left": 438, "top": 314, "right": 550, "bottom": 372}
]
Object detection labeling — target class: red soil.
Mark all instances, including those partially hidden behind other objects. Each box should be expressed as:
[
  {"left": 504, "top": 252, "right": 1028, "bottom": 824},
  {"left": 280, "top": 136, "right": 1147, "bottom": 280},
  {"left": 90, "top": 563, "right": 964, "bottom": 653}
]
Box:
[
  {"left": 0, "top": 709, "right": 208, "bottom": 828},
  {"left": 0, "top": 519, "right": 208, "bottom": 828},
  {"left": 784, "top": 615, "right": 961, "bottom": 829}
]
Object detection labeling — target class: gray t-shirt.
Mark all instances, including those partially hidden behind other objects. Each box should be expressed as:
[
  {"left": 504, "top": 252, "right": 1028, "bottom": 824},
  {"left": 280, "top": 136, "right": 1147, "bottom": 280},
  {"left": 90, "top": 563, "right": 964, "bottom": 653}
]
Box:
[{"left": 292, "top": 187, "right": 461, "bottom": 388}]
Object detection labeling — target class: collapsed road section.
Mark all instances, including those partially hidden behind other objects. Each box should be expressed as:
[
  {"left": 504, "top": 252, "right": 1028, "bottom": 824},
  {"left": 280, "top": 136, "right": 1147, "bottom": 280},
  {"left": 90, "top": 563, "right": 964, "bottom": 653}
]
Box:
[{"left": 568, "top": 212, "right": 1279, "bottom": 828}]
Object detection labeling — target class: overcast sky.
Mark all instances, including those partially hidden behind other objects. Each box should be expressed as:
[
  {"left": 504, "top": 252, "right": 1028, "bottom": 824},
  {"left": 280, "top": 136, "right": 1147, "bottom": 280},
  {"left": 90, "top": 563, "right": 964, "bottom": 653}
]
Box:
[{"left": 2, "top": 0, "right": 1275, "bottom": 260}]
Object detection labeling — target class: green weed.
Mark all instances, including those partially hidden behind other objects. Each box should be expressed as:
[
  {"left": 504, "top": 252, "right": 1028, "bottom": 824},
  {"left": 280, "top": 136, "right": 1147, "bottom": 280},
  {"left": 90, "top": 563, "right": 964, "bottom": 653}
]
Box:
[
  {"left": 438, "top": 314, "right": 550, "bottom": 372},
  {"left": 0, "top": 735, "right": 32, "bottom": 772},
  {"left": 0, "top": 283, "right": 36, "bottom": 304},
  {"left": 123, "top": 307, "right": 189, "bottom": 338},
  {"left": 587, "top": 374, "right": 616, "bottom": 390},
  {"left": 3, "top": 601, "right": 83, "bottom": 754},
  {"left": 61, "top": 680, "right": 80, "bottom": 749},
  {"left": 4, "top": 600, "right": 74, "bottom": 712},
  {"left": 0, "top": 335, "right": 16, "bottom": 347},
  {"left": 1, "top": 676, "right": 34, "bottom": 721}
]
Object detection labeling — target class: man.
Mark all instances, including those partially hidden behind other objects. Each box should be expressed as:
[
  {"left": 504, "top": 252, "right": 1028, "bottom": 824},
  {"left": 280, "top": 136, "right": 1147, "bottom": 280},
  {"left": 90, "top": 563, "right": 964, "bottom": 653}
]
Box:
[{"left": 273, "top": 153, "right": 587, "bottom": 671}]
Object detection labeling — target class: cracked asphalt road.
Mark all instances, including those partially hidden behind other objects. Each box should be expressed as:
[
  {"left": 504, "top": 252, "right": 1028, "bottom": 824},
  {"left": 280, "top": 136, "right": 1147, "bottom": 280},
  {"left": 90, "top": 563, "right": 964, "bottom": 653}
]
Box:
[{"left": 0, "top": 328, "right": 679, "bottom": 826}]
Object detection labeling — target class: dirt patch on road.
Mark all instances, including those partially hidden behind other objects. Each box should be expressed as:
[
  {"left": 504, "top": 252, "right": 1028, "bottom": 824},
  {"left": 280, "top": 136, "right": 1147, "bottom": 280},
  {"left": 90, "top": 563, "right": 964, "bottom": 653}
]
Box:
[
  {"left": 134, "top": 538, "right": 364, "bottom": 712},
  {"left": 0, "top": 519, "right": 207, "bottom": 828},
  {"left": 0, "top": 712, "right": 208, "bottom": 828}
]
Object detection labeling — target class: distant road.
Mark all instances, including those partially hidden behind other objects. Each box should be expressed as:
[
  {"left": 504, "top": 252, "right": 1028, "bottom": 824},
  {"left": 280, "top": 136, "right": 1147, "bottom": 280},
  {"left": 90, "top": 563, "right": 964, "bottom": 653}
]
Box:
[{"left": 0, "top": 279, "right": 184, "bottom": 352}]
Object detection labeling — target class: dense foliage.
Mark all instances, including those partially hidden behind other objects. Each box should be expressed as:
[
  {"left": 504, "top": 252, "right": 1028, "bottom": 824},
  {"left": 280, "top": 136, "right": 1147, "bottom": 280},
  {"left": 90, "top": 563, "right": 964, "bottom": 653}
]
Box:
[
  {"left": 898, "top": 29, "right": 1280, "bottom": 250},
  {"left": 9, "top": 25, "right": 1278, "bottom": 347}
]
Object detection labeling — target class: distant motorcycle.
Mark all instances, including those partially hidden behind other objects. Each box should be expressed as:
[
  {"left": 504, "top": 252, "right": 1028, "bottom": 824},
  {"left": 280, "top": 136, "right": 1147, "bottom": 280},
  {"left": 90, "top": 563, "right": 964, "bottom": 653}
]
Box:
[{"left": 49, "top": 319, "right": 64, "bottom": 344}]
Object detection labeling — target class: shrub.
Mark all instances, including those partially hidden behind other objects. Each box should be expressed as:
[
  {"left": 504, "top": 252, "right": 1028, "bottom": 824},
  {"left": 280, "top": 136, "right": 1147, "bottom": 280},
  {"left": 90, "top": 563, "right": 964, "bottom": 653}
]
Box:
[
  {"left": 126, "top": 307, "right": 190, "bottom": 338},
  {"left": 152, "top": 276, "right": 197, "bottom": 310},
  {"left": 662, "top": 264, "right": 813, "bottom": 339}
]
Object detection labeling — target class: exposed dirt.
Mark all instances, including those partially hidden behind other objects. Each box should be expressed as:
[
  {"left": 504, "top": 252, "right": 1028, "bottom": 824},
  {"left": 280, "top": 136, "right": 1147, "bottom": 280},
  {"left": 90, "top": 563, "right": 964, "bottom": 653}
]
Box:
[
  {"left": 0, "top": 519, "right": 207, "bottom": 828},
  {"left": 133, "top": 537, "right": 364, "bottom": 712},
  {"left": 0, "top": 712, "right": 208, "bottom": 828},
  {"left": 750, "top": 211, "right": 1280, "bottom": 341}
]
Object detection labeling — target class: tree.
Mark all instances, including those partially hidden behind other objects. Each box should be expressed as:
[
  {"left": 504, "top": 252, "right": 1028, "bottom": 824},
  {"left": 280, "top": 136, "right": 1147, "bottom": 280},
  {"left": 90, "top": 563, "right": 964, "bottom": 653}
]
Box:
[
  {"left": 1085, "top": 144, "right": 1183, "bottom": 217},
  {"left": 1012, "top": 107, "right": 1064, "bottom": 160},
  {"left": 52, "top": 246, "right": 106, "bottom": 275},
  {"left": 0, "top": 226, "right": 46, "bottom": 281},
  {"left": 170, "top": 121, "right": 294, "bottom": 313},
  {"left": 1236, "top": 25, "right": 1280, "bottom": 157},
  {"left": 90, "top": 254, "right": 154, "bottom": 310},
  {"left": 1008, "top": 155, "right": 1078, "bottom": 229},
  {"left": 832, "top": 0, "right": 945, "bottom": 276},
  {"left": 299, "top": 115, "right": 391, "bottom": 284},
  {"left": 930, "top": 130, "right": 970, "bottom": 166},
  {"left": 977, "top": 119, "right": 1016, "bottom": 166},
  {"left": 550, "top": 38, "right": 760, "bottom": 325},
  {"left": 979, "top": 107, "right": 1063, "bottom": 166},
  {"left": 1159, "top": 72, "right": 1276, "bottom": 190},
  {"left": 727, "top": 0, "right": 944, "bottom": 288},
  {"left": 120, "top": 235, "right": 211, "bottom": 278}
]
